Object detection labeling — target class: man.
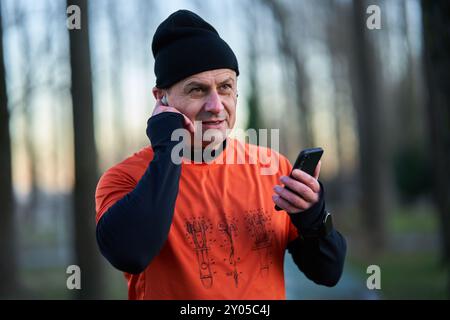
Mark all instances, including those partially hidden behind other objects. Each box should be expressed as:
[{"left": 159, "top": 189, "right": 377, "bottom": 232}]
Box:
[{"left": 95, "top": 9, "right": 346, "bottom": 300}]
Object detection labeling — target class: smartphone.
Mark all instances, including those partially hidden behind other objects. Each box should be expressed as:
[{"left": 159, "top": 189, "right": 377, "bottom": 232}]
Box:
[{"left": 274, "top": 147, "right": 324, "bottom": 211}]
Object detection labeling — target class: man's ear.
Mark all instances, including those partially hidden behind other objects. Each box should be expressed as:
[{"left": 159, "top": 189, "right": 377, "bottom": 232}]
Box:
[{"left": 152, "top": 87, "right": 165, "bottom": 100}]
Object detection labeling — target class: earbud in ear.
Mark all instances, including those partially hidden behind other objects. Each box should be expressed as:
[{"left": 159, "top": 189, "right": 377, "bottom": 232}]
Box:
[{"left": 161, "top": 95, "right": 169, "bottom": 106}]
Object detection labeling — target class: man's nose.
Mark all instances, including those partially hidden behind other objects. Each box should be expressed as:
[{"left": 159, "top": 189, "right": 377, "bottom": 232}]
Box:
[{"left": 204, "top": 91, "right": 224, "bottom": 114}]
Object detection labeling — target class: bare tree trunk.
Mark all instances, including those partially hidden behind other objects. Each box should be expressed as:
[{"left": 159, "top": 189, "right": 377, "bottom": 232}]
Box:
[
  {"left": 246, "top": 8, "right": 263, "bottom": 132},
  {"left": 0, "top": 3, "right": 19, "bottom": 298},
  {"left": 13, "top": 1, "right": 39, "bottom": 224},
  {"left": 67, "top": 0, "right": 105, "bottom": 299},
  {"left": 261, "top": 0, "right": 314, "bottom": 147},
  {"left": 326, "top": 0, "right": 348, "bottom": 192},
  {"left": 349, "top": 0, "right": 387, "bottom": 251},
  {"left": 23, "top": 103, "right": 39, "bottom": 217},
  {"left": 108, "top": 4, "right": 127, "bottom": 162},
  {"left": 397, "top": 1, "right": 421, "bottom": 147},
  {"left": 421, "top": 0, "right": 450, "bottom": 297}
]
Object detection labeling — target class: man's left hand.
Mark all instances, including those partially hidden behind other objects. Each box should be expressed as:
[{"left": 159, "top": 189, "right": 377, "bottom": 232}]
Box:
[{"left": 272, "top": 161, "right": 322, "bottom": 213}]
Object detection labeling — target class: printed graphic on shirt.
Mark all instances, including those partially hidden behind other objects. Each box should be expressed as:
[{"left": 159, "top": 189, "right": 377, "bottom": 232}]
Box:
[
  {"left": 185, "top": 217, "right": 215, "bottom": 288},
  {"left": 244, "top": 208, "right": 273, "bottom": 278},
  {"left": 184, "top": 209, "right": 276, "bottom": 289},
  {"left": 218, "top": 216, "right": 241, "bottom": 288}
]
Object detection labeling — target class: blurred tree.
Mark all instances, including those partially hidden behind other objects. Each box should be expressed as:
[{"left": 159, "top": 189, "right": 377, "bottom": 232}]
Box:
[
  {"left": 390, "top": 1, "right": 430, "bottom": 206},
  {"left": 67, "top": 0, "right": 105, "bottom": 299},
  {"left": 325, "top": 0, "right": 351, "bottom": 199},
  {"left": 392, "top": 144, "right": 431, "bottom": 202},
  {"left": 421, "top": 0, "right": 450, "bottom": 296},
  {"left": 246, "top": 6, "right": 264, "bottom": 132},
  {"left": 261, "top": 0, "right": 314, "bottom": 147},
  {"left": 348, "top": 0, "right": 388, "bottom": 251},
  {"left": 396, "top": 1, "right": 423, "bottom": 147},
  {"left": 13, "top": 1, "right": 39, "bottom": 225},
  {"left": 0, "top": 2, "right": 19, "bottom": 298},
  {"left": 108, "top": 3, "right": 127, "bottom": 162}
]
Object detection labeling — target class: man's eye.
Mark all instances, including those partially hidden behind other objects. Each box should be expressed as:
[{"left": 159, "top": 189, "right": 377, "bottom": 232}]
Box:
[
  {"left": 189, "top": 87, "right": 203, "bottom": 93},
  {"left": 220, "top": 84, "right": 232, "bottom": 91}
]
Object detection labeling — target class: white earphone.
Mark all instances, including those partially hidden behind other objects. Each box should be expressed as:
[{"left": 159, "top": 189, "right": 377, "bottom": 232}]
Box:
[{"left": 161, "top": 95, "right": 169, "bottom": 106}]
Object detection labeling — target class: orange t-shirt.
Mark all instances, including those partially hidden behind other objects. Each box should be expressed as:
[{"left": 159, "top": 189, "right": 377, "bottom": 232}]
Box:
[{"left": 95, "top": 138, "right": 299, "bottom": 299}]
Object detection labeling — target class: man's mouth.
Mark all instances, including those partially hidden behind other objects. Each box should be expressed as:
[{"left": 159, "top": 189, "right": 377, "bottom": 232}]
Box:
[
  {"left": 202, "top": 120, "right": 224, "bottom": 125},
  {"left": 201, "top": 119, "right": 225, "bottom": 128}
]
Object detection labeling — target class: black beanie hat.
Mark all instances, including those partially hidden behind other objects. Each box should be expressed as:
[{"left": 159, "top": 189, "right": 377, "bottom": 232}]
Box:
[{"left": 152, "top": 10, "right": 239, "bottom": 88}]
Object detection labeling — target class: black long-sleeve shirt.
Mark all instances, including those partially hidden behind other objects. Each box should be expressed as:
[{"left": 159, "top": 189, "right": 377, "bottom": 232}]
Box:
[{"left": 96, "top": 112, "right": 346, "bottom": 286}]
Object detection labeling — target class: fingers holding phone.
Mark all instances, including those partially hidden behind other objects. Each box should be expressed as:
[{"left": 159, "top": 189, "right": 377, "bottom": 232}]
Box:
[
  {"left": 280, "top": 173, "right": 319, "bottom": 202},
  {"left": 272, "top": 177, "right": 320, "bottom": 213},
  {"left": 313, "top": 160, "right": 321, "bottom": 179},
  {"left": 290, "top": 165, "right": 321, "bottom": 193},
  {"left": 273, "top": 148, "right": 323, "bottom": 213}
]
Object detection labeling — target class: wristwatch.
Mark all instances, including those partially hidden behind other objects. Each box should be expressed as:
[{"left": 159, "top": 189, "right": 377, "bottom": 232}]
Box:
[{"left": 301, "top": 211, "right": 333, "bottom": 239}]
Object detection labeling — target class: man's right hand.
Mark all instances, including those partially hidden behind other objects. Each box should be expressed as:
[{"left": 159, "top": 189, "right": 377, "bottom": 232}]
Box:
[{"left": 152, "top": 99, "right": 195, "bottom": 133}]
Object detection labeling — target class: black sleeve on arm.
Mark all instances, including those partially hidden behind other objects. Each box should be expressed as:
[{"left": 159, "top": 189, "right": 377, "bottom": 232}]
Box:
[
  {"left": 287, "top": 182, "right": 347, "bottom": 286},
  {"left": 96, "top": 112, "right": 185, "bottom": 274}
]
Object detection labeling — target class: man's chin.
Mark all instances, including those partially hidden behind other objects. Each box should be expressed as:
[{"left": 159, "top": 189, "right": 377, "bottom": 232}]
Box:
[
  {"left": 199, "top": 128, "right": 228, "bottom": 147},
  {"left": 201, "top": 138, "right": 226, "bottom": 150}
]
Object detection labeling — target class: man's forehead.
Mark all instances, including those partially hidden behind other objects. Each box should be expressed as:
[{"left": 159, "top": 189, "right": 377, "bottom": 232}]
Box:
[{"left": 181, "top": 69, "right": 236, "bottom": 86}]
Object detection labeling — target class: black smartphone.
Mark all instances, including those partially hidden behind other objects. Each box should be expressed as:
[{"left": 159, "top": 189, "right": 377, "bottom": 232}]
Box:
[{"left": 274, "top": 147, "right": 324, "bottom": 211}]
